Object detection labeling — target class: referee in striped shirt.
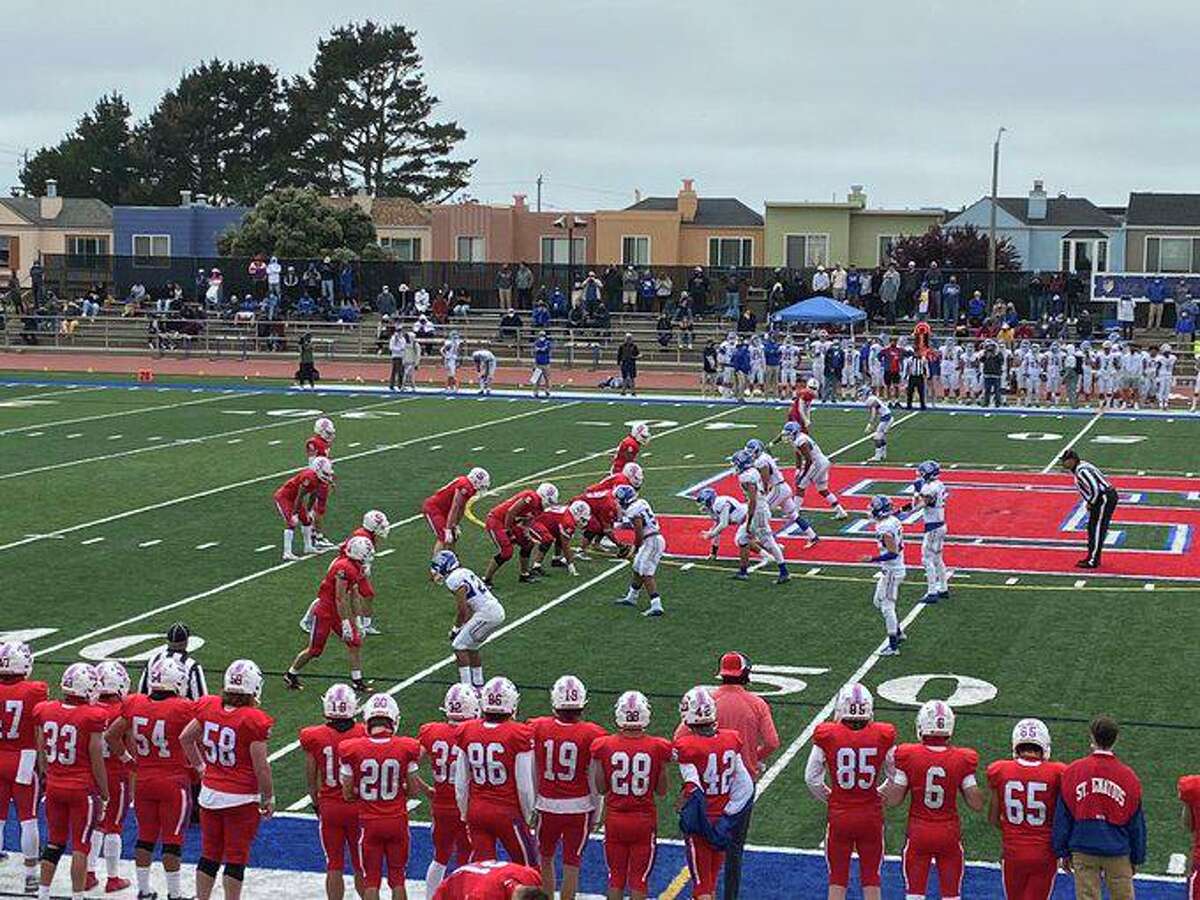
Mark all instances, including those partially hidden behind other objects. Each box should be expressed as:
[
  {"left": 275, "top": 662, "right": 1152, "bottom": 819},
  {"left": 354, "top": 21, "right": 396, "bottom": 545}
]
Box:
[
  {"left": 136, "top": 621, "right": 207, "bottom": 700},
  {"left": 1059, "top": 450, "right": 1119, "bottom": 568}
]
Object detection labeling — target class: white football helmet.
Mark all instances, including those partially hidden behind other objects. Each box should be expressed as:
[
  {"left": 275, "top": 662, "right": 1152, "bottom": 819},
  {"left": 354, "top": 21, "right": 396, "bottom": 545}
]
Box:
[
  {"left": 536, "top": 482, "right": 559, "bottom": 506},
  {"left": 312, "top": 456, "right": 335, "bottom": 483},
  {"left": 916, "top": 699, "right": 956, "bottom": 739},
  {"left": 361, "top": 692, "right": 400, "bottom": 728},
  {"left": 622, "top": 462, "right": 644, "bottom": 488},
  {"left": 481, "top": 676, "right": 520, "bottom": 715},
  {"left": 441, "top": 683, "right": 481, "bottom": 722},
  {"left": 362, "top": 510, "right": 390, "bottom": 537},
  {"left": 96, "top": 660, "right": 131, "bottom": 698},
  {"left": 1011, "top": 717, "right": 1052, "bottom": 758},
  {"left": 146, "top": 656, "right": 187, "bottom": 696},
  {"left": 551, "top": 674, "right": 587, "bottom": 710},
  {"left": 323, "top": 683, "right": 358, "bottom": 720},
  {"left": 806, "top": 377, "right": 819, "bottom": 390},
  {"left": 223, "top": 659, "right": 263, "bottom": 700},
  {"left": 569, "top": 500, "right": 591, "bottom": 526},
  {"left": 679, "top": 686, "right": 717, "bottom": 726},
  {"left": 315, "top": 417, "right": 336, "bottom": 441},
  {"left": 0, "top": 641, "right": 33, "bottom": 676},
  {"left": 61, "top": 663, "right": 99, "bottom": 701},
  {"left": 344, "top": 535, "right": 375, "bottom": 563},
  {"left": 834, "top": 683, "right": 874, "bottom": 723},
  {"left": 630, "top": 422, "right": 651, "bottom": 443},
  {"left": 614, "top": 690, "right": 651, "bottom": 729},
  {"left": 468, "top": 467, "right": 491, "bottom": 491}
]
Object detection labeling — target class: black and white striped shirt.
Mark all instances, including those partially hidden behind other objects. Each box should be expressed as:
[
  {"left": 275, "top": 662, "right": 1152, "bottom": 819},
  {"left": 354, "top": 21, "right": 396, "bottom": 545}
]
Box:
[
  {"left": 136, "top": 646, "right": 208, "bottom": 700},
  {"left": 1073, "top": 460, "right": 1113, "bottom": 505}
]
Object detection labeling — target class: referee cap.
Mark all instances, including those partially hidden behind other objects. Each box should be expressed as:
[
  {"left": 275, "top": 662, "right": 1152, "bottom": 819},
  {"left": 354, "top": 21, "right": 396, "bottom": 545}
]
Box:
[{"left": 166, "top": 622, "right": 191, "bottom": 644}]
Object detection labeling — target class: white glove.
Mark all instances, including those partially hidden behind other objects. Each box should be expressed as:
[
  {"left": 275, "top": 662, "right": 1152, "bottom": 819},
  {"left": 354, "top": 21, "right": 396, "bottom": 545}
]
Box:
[
  {"left": 341, "top": 620, "right": 355, "bottom": 643},
  {"left": 448, "top": 626, "right": 461, "bottom": 641}
]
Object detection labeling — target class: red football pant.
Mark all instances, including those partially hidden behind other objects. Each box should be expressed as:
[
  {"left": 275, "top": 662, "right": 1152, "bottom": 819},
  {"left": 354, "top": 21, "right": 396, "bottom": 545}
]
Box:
[
  {"left": 826, "top": 809, "right": 885, "bottom": 888},
  {"left": 486, "top": 516, "right": 515, "bottom": 562},
  {"left": 537, "top": 810, "right": 590, "bottom": 867},
  {"left": 1001, "top": 854, "right": 1057, "bottom": 900},
  {"left": 274, "top": 494, "right": 311, "bottom": 528},
  {"left": 98, "top": 774, "right": 130, "bottom": 835},
  {"left": 430, "top": 806, "right": 470, "bottom": 867},
  {"left": 319, "top": 797, "right": 362, "bottom": 874},
  {"left": 423, "top": 503, "right": 448, "bottom": 538},
  {"left": 685, "top": 834, "right": 725, "bottom": 897},
  {"left": 467, "top": 804, "right": 538, "bottom": 866},
  {"left": 903, "top": 822, "right": 964, "bottom": 898},
  {"left": 44, "top": 785, "right": 99, "bottom": 851},
  {"left": 358, "top": 817, "right": 410, "bottom": 889},
  {"left": 200, "top": 802, "right": 261, "bottom": 865},
  {"left": 1190, "top": 866, "right": 1200, "bottom": 900},
  {"left": 134, "top": 776, "right": 191, "bottom": 845},
  {"left": 604, "top": 812, "right": 657, "bottom": 893},
  {"left": 0, "top": 756, "right": 39, "bottom": 821}
]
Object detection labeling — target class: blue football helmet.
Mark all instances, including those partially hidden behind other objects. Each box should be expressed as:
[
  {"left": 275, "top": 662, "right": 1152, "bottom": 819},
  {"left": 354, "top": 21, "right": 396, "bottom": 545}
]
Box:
[
  {"left": 614, "top": 484, "right": 637, "bottom": 508},
  {"left": 869, "top": 495, "right": 893, "bottom": 520},
  {"left": 744, "top": 438, "right": 765, "bottom": 458},
  {"left": 916, "top": 460, "right": 941, "bottom": 481},
  {"left": 781, "top": 421, "right": 802, "bottom": 439},
  {"left": 730, "top": 449, "right": 755, "bottom": 472},
  {"left": 430, "top": 550, "right": 459, "bottom": 578},
  {"left": 696, "top": 487, "right": 717, "bottom": 510},
  {"left": 857, "top": 385, "right": 872, "bottom": 400}
]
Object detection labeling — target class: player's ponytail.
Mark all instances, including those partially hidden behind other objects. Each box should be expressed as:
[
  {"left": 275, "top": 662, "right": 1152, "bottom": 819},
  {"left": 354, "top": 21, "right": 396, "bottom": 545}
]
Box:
[{"left": 222, "top": 690, "right": 255, "bottom": 708}]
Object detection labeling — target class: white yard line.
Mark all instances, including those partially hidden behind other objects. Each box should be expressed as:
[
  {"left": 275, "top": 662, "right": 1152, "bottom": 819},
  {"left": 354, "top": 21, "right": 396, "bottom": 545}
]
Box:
[
  {"left": 0, "top": 391, "right": 246, "bottom": 436},
  {"left": 1042, "top": 410, "right": 1103, "bottom": 472},
  {"left": 827, "top": 411, "right": 919, "bottom": 460},
  {"left": 0, "top": 384, "right": 108, "bottom": 403}
]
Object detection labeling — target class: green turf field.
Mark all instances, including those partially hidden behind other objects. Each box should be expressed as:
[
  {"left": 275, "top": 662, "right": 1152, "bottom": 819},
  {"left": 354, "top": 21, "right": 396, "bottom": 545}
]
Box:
[{"left": 2, "top": 378, "right": 1198, "bottom": 876}]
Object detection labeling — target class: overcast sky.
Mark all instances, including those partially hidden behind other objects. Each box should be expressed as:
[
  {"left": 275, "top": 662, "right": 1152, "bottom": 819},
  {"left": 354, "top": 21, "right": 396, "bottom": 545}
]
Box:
[{"left": 3, "top": 0, "right": 1198, "bottom": 213}]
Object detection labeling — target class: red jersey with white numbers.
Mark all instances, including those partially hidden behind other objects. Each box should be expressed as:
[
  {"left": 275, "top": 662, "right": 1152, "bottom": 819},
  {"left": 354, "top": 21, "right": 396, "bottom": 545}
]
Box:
[
  {"left": 986, "top": 757, "right": 1066, "bottom": 857},
  {"left": 432, "top": 861, "right": 542, "bottom": 900},
  {"left": 529, "top": 717, "right": 607, "bottom": 809},
  {"left": 120, "top": 694, "right": 196, "bottom": 780},
  {"left": 813, "top": 720, "right": 897, "bottom": 813},
  {"left": 339, "top": 733, "right": 422, "bottom": 819},
  {"left": 672, "top": 728, "right": 745, "bottom": 818},
  {"left": 419, "top": 720, "right": 467, "bottom": 813},
  {"left": 0, "top": 679, "right": 49, "bottom": 755},
  {"left": 611, "top": 436, "right": 641, "bottom": 473},
  {"left": 426, "top": 476, "right": 477, "bottom": 516},
  {"left": 32, "top": 700, "right": 109, "bottom": 790},
  {"left": 591, "top": 733, "right": 672, "bottom": 816},
  {"left": 457, "top": 719, "right": 534, "bottom": 811},
  {"left": 299, "top": 721, "right": 367, "bottom": 805},
  {"left": 192, "top": 696, "right": 274, "bottom": 795},
  {"left": 306, "top": 434, "right": 331, "bottom": 461},
  {"left": 894, "top": 742, "right": 979, "bottom": 830},
  {"left": 97, "top": 696, "right": 132, "bottom": 779}
]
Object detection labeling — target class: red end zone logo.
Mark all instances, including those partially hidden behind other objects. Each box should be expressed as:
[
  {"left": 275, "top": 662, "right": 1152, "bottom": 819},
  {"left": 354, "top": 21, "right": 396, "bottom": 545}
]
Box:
[{"left": 663, "top": 466, "right": 1200, "bottom": 581}]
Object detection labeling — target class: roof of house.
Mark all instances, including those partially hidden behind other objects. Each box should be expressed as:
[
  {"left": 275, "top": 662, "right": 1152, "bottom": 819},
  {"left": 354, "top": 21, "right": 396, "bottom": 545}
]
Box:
[
  {"left": 625, "top": 197, "right": 763, "bottom": 227},
  {"left": 320, "top": 195, "right": 430, "bottom": 227},
  {"left": 990, "top": 196, "right": 1118, "bottom": 228},
  {"left": 1125, "top": 193, "right": 1200, "bottom": 227},
  {"left": 0, "top": 196, "right": 112, "bottom": 229}
]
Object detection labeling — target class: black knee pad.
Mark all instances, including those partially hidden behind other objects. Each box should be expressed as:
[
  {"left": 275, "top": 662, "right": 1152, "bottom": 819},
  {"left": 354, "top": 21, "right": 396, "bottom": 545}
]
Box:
[
  {"left": 41, "top": 844, "right": 65, "bottom": 864},
  {"left": 197, "top": 856, "right": 221, "bottom": 878},
  {"left": 224, "top": 862, "right": 246, "bottom": 882},
  {"left": 135, "top": 840, "right": 156, "bottom": 853},
  {"left": 162, "top": 843, "right": 182, "bottom": 858}
]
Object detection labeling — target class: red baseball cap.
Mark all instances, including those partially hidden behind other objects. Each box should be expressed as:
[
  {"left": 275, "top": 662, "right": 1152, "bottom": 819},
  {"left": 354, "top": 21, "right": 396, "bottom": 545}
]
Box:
[{"left": 717, "top": 651, "right": 750, "bottom": 679}]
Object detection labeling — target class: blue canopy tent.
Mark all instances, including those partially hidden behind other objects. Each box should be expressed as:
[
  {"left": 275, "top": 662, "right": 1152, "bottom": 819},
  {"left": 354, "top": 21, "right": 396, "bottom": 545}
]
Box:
[{"left": 771, "top": 297, "right": 867, "bottom": 337}]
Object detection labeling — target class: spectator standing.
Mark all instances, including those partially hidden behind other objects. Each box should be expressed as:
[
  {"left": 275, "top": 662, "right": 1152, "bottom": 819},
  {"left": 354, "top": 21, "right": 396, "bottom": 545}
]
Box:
[
  {"left": 846, "top": 265, "right": 862, "bottom": 306},
  {"left": 981, "top": 340, "right": 1005, "bottom": 407},
  {"left": 900, "top": 261, "right": 921, "bottom": 318},
  {"left": 29, "top": 257, "right": 44, "bottom": 305},
  {"left": 302, "top": 261, "right": 321, "bottom": 301},
  {"left": 602, "top": 265, "right": 622, "bottom": 309},
  {"left": 295, "top": 332, "right": 318, "bottom": 388},
  {"left": 831, "top": 264, "right": 847, "bottom": 300},
  {"left": 638, "top": 270, "right": 656, "bottom": 312},
  {"left": 736, "top": 306, "right": 757, "bottom": 335},
  {"left": 248, "top": 255, "right": 267, "bottom": 299},
  {"left": 687, "top": 266, "right": 710, "bottom": 316},
  {"left": 388, "top": 326, "right": 407, "bottom": 390},
  {"left": 338, "top": 261, "right": 354, "bottom": 300},
  {"left": 1053, "top": 716, "right": 1145, "bottom": 900},
  {"left": 655, "top": 271, "right": 673, "bottom": 308},
  {"left": 701, "top": 338, "right": 719, "bottom": 396},
  {"left": 283, "top": 265, "right": 299, "bottom": 306},
  {"left": 879, "top": 265, "right": 900, "bottom": 324},
  {"left": 194, "top": 268, "right": 208, "bottom": 303},
  {"left": 496, "top": 264, "right": 513, "bottom": 310},
  {"left": 581, "top": 270, "right": 602, "bottom": 312},
  {"left": 675, "top": 292, "right": 695, "bottom": 349},
  {"left": 811, "top": 265, "right": 831, "bottom": 297},
  {"left": 401, "top": 328, "right": 422, "bottom": 391},
  {"left": 1146, "top": 275, "right": 1167, "bottom": 330},
  {"left": 319, "top": 256, "right": 336, "bottom": 304},
  {"left": 942, "top": 275, "right": 962, "bottom": 324},
  {"left": 515, "top": 262, "right": 534, "bottom": 308},
  {"left": 375, "top": 285, "right": 396, "bottom": 317},
  {"left": 617, "top": 333, "right": 640, "bottom": 395},
  {"left": 136, "top": 622, "right": 208, "bottom": 699},
  {"left": 1177, "top": 292, "right": 1197, "bottom": 349},
  {"left": 763, "top": 333, "right": 781, "bottom": 397},
  {"left": 925, "top": 262, "right": 944, "bottom": 320},
  {"left": 621, "top": 265, "right": 638, "bottom": 311},
  {"left": 767, "top": 272, "right": 787, "bottom": 313},
  {"left": 205, "top": 268, "right": 224, "bottom": 308},
  {"left": 723, "top": 271, "right": 742, "bottom": 319},
  {"left": 1117, "top": 294, "right": 1136, "bottom": 341},
  {"left": 531, "top": 330, "right": 552, "bottom": 398}
]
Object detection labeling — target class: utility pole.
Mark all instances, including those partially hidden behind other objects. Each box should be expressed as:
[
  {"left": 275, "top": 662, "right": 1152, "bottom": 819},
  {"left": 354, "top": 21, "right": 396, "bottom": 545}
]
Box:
[
  {"left": 536, "top": 174, "right": 543, "bottom": 213},
  {"left": 988, "top": 126, "right": 1006, "bottom": 299}
]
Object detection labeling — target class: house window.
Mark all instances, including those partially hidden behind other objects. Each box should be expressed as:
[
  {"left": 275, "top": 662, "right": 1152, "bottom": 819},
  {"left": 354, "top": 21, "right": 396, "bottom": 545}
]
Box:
[
  {"left": 877, "top": 235, "right": 898, "bottom": 265},
  {"left": 708, "top": 237, "right": 753, "bottom": 268},
  {"left": 784, "top": 234, "right": 829, "bottom": 268},
  {"left": 621, "top": 235, "right": 650, "bottom": 267},
  {"left": 380, "top": 237, "right": 421, "bottom": 262},
  {"left": 67, "top": 235, "right": 108, "bottom": 257},
  {"left": 1145, "top": 236, "right": 1200, "bottom": 273},
  {"left": 0, "top": 236, "right": 10, "bottom": 268},
  {"left": 540, "top": 236, "right": 586, "bottom": 265},
  {"left": 1059, "top": 238, "right": 1109, "bottom": 273},
  {"left": 455, "top": 236, "right": 485, "bottom": 263}
]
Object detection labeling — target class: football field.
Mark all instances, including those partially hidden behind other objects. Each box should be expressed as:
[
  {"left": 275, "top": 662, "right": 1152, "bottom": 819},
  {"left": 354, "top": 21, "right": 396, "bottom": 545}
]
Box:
[{"left": 1, "top": 375, "right": 1198, "bottom": 899}]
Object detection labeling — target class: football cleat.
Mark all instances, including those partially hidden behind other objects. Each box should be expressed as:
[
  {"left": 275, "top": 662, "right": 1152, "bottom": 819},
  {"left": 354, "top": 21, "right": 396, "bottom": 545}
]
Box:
[
  {"left": 314, "top": 417, "right": 336, "bottom": 441},
  {"left": 322, "top": 683, "right": 358, "bottom": 719},
  {"left": 351, "top": 678, "right": 374, "bottom": 694},
  {"left": 920, "top": 593, "right": 941, "bottom": 604},
  {"left": 835, "top": 683, "right": 875, "bottom": 722},
  {"left": 614, "top": 690, "right": 651, "bottom": 729},
  {"left": 775, "top": 572, "right": 791, "bottom": 584},
  {"left": 441, "top": 683, "right": 481, "bottom": 721},
  {"left": 362, "top": 510, "right": 390, "bottom": 537},
  {"left": 731, "top": 571, "right": 750, "bottom": 581},
  {"left": 282, "top": 550, "right": 301, "bottom": 561},
  {"left": 804, "top": 535, "right": 820, "bottom": 549},
  {"left": 613, "top": 484, "right": 637, "bottom": 508},
  {"left": 1011, "top": 717, "right": 1052, "bottom": 758},
  {"left": 551, "top": 674, "right": 588, "bottom": 710},
  {"left": 311, "top": 456, "right": 335, "bottom": 483},
  {"left": 60, "top": 663, "right": 99, "bottom": 701},
  {"left": 481, "top": 676, "right": 520, "bottom": 715},
  {"left": 878, "top": 646, "right": 901, "bottom": 657},
  {"left": 519, "top": 572, "right": 538, "bottom": 584},
  {"left": 106, "top": 876, "right": 132, "bottom": 893},
  {"left": 679, "top": 686, "right": 717, "bottom": 726},
  {"left": 641, "top": 606, "right": 664, "bottom": 617},
  {"left": 916, "top": 699, "right": 956, "bottom": 739},
  {"left": 832, "top": 507, "right": 848, "bottom": 520},
  {"left": 468, "top": 466, "right": 491, "bottom": 490},
  {"left": 224, "top": 660, "right": 264, "bottom": 700},
  {"left": 343, "top": 535, "right": 374, "bottom": 564},
  {"left": 96, "top": 661, "right": 131, "bottom": 698},
  {"left": 613, "top": 596, "right": 637, "bottom": 607},
  {"left": 282, "top": 672, "right": 303, "bottom": 691},
  {"left": 361, "top": 693, "right": 400, "bottom": 729},
  {"left": 622, "top": 462, "right": 644, "bottom": 488},
  {"left": 630, "top": 422, "right": 651, "bottom": 443}
]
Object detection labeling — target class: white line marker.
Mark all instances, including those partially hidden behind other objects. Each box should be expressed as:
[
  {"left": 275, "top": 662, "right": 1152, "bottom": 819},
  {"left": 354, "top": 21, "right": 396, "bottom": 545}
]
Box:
[
  {"left": 255, "top": 545, "right": 274, "bottom": 553},
  {"left": 80, "top": 537, "right": 105, "bottom": 546},
  {"left": 1074, "top": 579, "right": 1087, "bottom": 588},
  {"left": 268, "top": 440, "right": 282, "bottom": 446},
  {"left": 1144, "top": 583, "right": 1156, "bottom": 591},
  {"left": 107, "top": 434, "right": 123, "bottom": 440},
  {"left": 220, "top": 410, "right": 257, "bottom": 416},
  {"left": 147, "top": 436, "right": 164, "bottom": 442},
  {"left": 683, "top": 453, "right": 695, "bottom": 460},
  {"left": 347, "top": 441, "right": 361, "bottom": 448},
  {"left": 555, "top": 449, "right": 568, "bottom": 454},
  {"left": 375, "top": 548, "right": 396, "bottom": 557},
  {"left": 66, "top": 433, "right": 82, "bottom": 439},
  {"left": 226, "top": 439, "right": 242, "bottom": 445},
  {"left": 195, "top": 541, "right": 220, "bottom": 550},
  {"left": 1042, "top": 411, "right": 1103, "bottom": 472},
  {"left": 428, "top": 444, "right": 443, "bottom": 451},
  {"left": 512, "top": 447, "right": 526, "bottom": 453},
  {"left": 805, "top": 567, "right": 822, "bottom": 576},
  {"left": 1005, "top": 577, "right": 1019, "bottom": 585},
  {"left": 471, "top": 446, "right": 486, "bottom": 451},
  {"left": 139, "top": 540, "right": 162, "bottom": 548},
  {"left": 25, "top": 431, "right": 45, "bottom": 437},
  {"left": 680, "top": 563, "right": 695, "bottom": 571}
]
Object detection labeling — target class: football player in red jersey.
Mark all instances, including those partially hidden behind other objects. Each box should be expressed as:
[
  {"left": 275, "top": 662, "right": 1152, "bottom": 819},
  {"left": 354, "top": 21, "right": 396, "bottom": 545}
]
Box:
[
  {"left": 285, "top": 535, "right": 376, "bottom": 693},
  {"left": 611, "top": 423, "right": 650, "bottom": 474},
  {"left": 573, "top": 489, "right": 629, "bottom": 559},
  {"left": 274, "top": 456, "right": 335, "bottom": 560},
  {"left": 432, "top": 860, "right": 547, "bottom": 900},
  {"left": 529, "top": 676, "right": 607, "bottom": 900},
  {"left": 307, "top": 417, "right": 338, "bottom": 548},
  {"left": 986, "top": 718, "right": 1065, "bottom": 900},
  {"left": 529, "top": 500, "right": 590, "bottom": 577},
  {"left": 1179, "top": 771, "right": 1200, "bottom": 900},
  {"left": 786, "top": 379, "right": 818, "bottom": 431},
  {"left": 0, "top": 641, "right": 48, "bottom": 895},
  {"left": 454, "top": 676, "right": 539, "bottom": 867},
  {"left": 591, "top": 690, "right": 672, "bottom": 900},
  {"left": 672, "top": 686, "right": 754, "bottom": 900},
  {"left": 883, "top": 699, "right": 984, "bottom": 900},
  {"left": 86, "top": 661, "right": 133, "bottom": 893},
  {"left": 299, "top": 684, "right": 367, "bottom": 900},
  {"left": 180, "top": 660, "right": 275, "bottom": 900},
  {"left": 32, "top": 663, "right": 110, "bottom": 900},
  {"left": 419, "top": 684, "right": 480, "bottom": 895},
  {"left": 482, "top": 483, "right": 559, "bottom": 585},
  {"left": 339, "top": 693, "right": 426, "bottom": 900},
  {"left": 332, "top": 510, "right": 391, "bottom": 637},
  {"left": 805, "top": 683, "right": 896, "bottom": 900},
  {"left": 423, "top": 467, "right": 491, "bottom": 554},
  {"left": 105, "top": 655, "right": 197, "bottom": 900}
]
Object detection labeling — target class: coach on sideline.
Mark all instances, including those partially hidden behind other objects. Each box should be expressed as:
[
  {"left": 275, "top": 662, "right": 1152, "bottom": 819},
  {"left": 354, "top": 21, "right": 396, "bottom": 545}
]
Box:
[
  {"left": 1059, "top": 449, "right": 1119, "bottom": 568},
  {"left": 136, "top": 621, "right": 207, "bottom": 700},
  {"left": 1053, "top": 715, "right": 1145, "bottom": 900}
]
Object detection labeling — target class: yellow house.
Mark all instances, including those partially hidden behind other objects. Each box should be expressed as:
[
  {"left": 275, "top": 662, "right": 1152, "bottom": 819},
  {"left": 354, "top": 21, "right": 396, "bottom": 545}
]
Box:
[
  {"left": 0, "top": 182, "right": 112, "bottom": 286},
  {"left": 594, "top": 179, "right": 764, "bottom": 268}
]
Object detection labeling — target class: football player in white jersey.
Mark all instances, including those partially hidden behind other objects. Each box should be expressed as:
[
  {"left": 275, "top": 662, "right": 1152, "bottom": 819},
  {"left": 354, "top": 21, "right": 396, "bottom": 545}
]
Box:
[
  {"left": 745, "top": 438, "right": 799, "bottom": 525},
  {"left": 1079, "top": 341, "right": 1096, "bottom": 402},
  {"left": 1138, "top": 344, "right": 1155, "bottom": 406},
  {"left": 441, "top": 331, "right": 463, "bottom": 392},
  {"left": 1100, "top": 341, "right": 1120, "bottom": 407},
  {"left": 861, "top": 496, "right": 906, "bottom": 656},
  {"left": 902, "top": 460, "right": 949, "bottom": 604},
  {"left": 961, "top": 343, "right": 981, "bottom": 402},
  {"left": 841, "top": 339, "right": 860, "bottom": 392},
  {"left": 1120, "top": 342, "right": 1142, "bottom": 408},
  {"left": 749, "top": 337, "right": 766, "bottom": 396},
  {"left": 941, "top": 340, "right": 960, "bottom": 400},
  {"left": 779, "top": 336, "right": 800, "bottom": 395},
  {"left": 867, "top": 340, "right": 884, "bottom": 391},
  {"left": 809, "top": 336, "right": 827, "bottom": 397},
  {"left": 695, "top": 487, "right": 748, "bottom": 557},
  {"left": 1016, "top": 341, "right": 1039, "bottom": 405},
  {"left": 1042, "top": 342, "right": 1063, "bottom": 405},
  {"left": 730, "top": 450, "right": 791, "bottom": 583},
  {"left": 1156, "top": 343, "right": 1176, "bottom": 409},
  {"left": 472, "top": 348, "right": 497, "bottom": 395},
  {"left": 777, "top": 423, "right": 847, "bottom": 520},
  {"left": 859, "top": 387, "right": 893, "bottom": 461},
  {"left": 431, "top": 550, "right": 506, "bottom": 689},
  {"left": 612, "top": 485, "right": 666, "bottom": 616}
]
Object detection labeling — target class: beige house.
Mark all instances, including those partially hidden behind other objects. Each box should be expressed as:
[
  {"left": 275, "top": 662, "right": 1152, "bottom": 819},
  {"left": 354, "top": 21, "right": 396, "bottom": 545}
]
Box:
[
  {"left": 1123, "top": 193, "right": 1200, "bottom": 272},
  {"left": 0, "top": 182, "right": 112, "bottom": 286},
  {"left": 320, "top": 194, "right": 432, "bottom": 262}
]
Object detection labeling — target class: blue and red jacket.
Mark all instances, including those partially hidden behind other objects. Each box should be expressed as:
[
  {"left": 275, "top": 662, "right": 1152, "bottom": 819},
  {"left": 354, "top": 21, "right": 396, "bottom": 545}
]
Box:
[{"left": 1052, "top": 750, "right": 1146, "bottom": 863}]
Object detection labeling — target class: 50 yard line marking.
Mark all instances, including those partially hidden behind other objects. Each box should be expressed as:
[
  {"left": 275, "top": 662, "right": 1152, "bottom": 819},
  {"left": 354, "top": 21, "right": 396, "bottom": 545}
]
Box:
[{"left": 1042, "top": 410, "right": 1103, "bottom": 472}]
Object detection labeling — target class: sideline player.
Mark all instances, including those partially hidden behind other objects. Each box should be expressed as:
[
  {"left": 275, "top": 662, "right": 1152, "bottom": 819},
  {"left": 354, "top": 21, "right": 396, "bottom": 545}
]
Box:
[
  {"left": 88, "top": 661, "right": 133, "bottom": 893},
  {"left": 730, "top": 449, "right": 791, "bottom": 583},
  {"left": 274, "top": 456, "right": 335, "bottom": 560},
  {"left": 299, "top": 684, "right": 366, "bottom": 900},
  {"left": 986, "top": 718, "right": 1064, "bottom": 900},
  {"left": 859, "top": 386, "right": 893, "bottom": 461},
  {"left": 591, "top": 691, "right": 671, "bottom": 900},
  {"left": 339, "top": 694, "right": 424, "bottom": 900},
  {"left": 805, "top": 683, "right": 896, "bottom": 900},
  {"left": 861, "top": 496, "right": 905, "bottom": 656},
  {"left": 432, "top": 861, "right": 546, "bottom": 899},
  {"left": 454, "top": 677, "right": 538, "bottom": 866},
  {"left": 483, "top": 483, "right": 560, "bottom": 585},
  {"left": 530, "top": 676, "right": 607, "bottom": 900},
  {"left": 612, "top": 423, "right": 651, "bottom": 474},
  {"left": 431, "top": 550, "right": 506, "bottom": 690},
  {"left": 442, "top": 330, "right": 463, "bottom": 393},
  {"left": 307, "top": 417, "right": 338, "bottom": 548},
  {"left": 531, "top": 331, "right": 553, "bottom": 398},
  {"left": 883, "top": 700, "right": 984, "bottom": 900},
  {"left": 902, "top": 460, "right": 949, "bottom": 603},
  {"left": 423, "top": 467, "right": 491, "bottom": 554},
  {"left": 612, "top": 485, "right": 666, "bottom": 616},
  {"left": 419, "top": 684, "right": 480, "bottom": 895},
  {"left": 0, "top": 641, "right": 47, "bottom": 896},
  {"left": 778, "top": 422, "right": 848, "bottom": 519},
  {"left": 473, "top": 347, "right": 498, "bottom": 395},
  {"left": 104, "top": 656, "right": 196, "bottom": 900}
]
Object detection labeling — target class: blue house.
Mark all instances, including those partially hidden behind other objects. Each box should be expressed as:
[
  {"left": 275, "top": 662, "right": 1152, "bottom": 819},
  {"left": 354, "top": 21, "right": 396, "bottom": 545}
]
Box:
[
  {"left": 943, "top": 180, "right": 1124, "bottom": 273},
  {"left": 112, "top": 192, "right": 250, "bottom": 261}
]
